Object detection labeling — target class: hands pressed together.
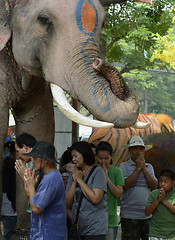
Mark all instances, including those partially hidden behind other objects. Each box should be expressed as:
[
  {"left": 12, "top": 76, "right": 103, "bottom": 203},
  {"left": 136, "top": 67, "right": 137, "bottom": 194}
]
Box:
[
  {"left": 72, "top": 164, "right": 83, "bottom": 183},
  {"left": 135, "top": 152, "right": 147, "bottom": 171},
  {"left": 24, "top": 167, "right": 39, "bottom": 196},
  {"left": 15, "top": 160, "right": 27, "bottom": 179},
  {"left": 101, "top": 164, "right": 108, "bottom": 176},
  {"left": 157, "top": 187, "right": 166, "bottom": 202}
]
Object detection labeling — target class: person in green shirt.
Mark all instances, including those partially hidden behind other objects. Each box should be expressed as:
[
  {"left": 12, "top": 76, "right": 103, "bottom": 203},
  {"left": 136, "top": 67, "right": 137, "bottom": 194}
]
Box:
[
  {"left": 145, "top": 169, "right": 175, "bottom": 240},
  {"left": 96, "top": 141, "right": 124, "bottom": 240}
]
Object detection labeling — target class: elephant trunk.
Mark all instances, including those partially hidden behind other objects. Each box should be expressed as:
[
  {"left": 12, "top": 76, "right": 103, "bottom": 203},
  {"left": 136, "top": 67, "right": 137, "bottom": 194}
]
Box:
[
  {"left": 43, "top": 39, "right": 139, "bottom": 128},
  {"left": 93, "top": 58, "right": 131, "bottom": 101}
]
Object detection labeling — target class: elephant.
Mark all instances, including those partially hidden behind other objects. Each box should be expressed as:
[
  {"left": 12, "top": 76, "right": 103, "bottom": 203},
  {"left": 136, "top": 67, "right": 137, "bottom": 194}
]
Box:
[
  {"left": 89, "top": 113, "right": 175, "bottom": 167},
  {"left": 0, "top": 0, "right": 142, "bottom": 236}
]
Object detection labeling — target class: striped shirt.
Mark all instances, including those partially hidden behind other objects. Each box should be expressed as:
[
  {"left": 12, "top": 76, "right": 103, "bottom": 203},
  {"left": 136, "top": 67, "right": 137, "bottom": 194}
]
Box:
[{"left": 119, "top": 158, "right": 157, "bottom": 219}]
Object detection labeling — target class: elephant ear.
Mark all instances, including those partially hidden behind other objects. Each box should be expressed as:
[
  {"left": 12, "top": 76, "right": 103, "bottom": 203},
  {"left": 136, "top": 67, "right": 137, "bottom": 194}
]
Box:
[{"left": 0, "top": 0, "right": 11, "bottom": 51}]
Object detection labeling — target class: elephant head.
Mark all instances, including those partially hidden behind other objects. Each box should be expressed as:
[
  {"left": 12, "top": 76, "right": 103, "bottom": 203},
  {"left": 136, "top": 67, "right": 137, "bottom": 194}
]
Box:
[{"left": 0, "top": 0, "right": 140, "bottom": 128}]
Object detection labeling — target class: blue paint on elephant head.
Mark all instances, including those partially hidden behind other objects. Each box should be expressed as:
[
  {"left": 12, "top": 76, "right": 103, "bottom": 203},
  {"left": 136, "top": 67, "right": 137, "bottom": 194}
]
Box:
[
  {"left": 85, "top": 60, "right": 98, "bottom": 77},
  {"left": 75, "top": 0, "right": 98, "bottom": 36},
  {"left": 81, "top": 37, "right": 99, "bottom": 59},
  {"left": 93, "top": 81, "right": 110, "bottom": 112},
  {"left": 81, "top": 38, "right": 100, "bottom": 77},
  {"left": 112, "top": 116, "right": 137, "bottom": 127}
]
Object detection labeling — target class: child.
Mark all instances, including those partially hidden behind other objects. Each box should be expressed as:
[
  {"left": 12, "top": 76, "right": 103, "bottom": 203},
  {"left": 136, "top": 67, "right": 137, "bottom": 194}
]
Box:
[
  {"left": 96, "top": 141, "right": 124, "bottom": 240},
  {"left": 145, "top": 169, "right": 175, "bottom": 240}
]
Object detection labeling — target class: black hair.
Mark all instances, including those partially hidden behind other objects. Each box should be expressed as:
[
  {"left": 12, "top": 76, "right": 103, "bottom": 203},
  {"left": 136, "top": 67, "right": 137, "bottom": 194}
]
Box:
[
  {"left": 70, "top": 141, "right": 95, "bottom": 166},
  {"left": 89, "top": 143, "right": 96, "bottom": 149},
  {"left": 160, "top": 169, "right": 175, "bottom": 181},
  {"left": 96, "top": 141, "right": 113, "bottom": 156},
  {"left": 60, "top": 148, "right": 72, "bottom": 167},
  {"left": 16, "top": 133, "right": 37, "bottom": 148},
  {"left": 4, "top": 141, "right": 15, "bottom": 153}
]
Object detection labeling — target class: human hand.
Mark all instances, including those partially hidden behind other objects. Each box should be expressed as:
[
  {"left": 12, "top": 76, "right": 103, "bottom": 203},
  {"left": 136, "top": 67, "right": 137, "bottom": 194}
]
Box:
[
  {"left": 24, "top": 168, "right": 38, "bottom": 191},
  {"left": 15, "top": 160, "right": 27, "bottom": 179},
  {"left": 24, "top": 178, "right": 29, "bottom": 196},
  {"left": 158, "top": 188, "right": 166, "bottom": 202},
  {"left": 136, "top": 152, "right": 145, "bottom": 170},
  {"left": 72, "top": 164, "right": 83, "bottom": 182},
  {"left": 102, "top": 164, "right": 108, "bottom": 175}
]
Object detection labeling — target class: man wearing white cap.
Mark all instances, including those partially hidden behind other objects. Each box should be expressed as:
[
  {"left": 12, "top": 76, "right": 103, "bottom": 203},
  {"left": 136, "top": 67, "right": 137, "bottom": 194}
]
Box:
[{"left": 119, "top": 135, "right": 157, "bottom": 240}]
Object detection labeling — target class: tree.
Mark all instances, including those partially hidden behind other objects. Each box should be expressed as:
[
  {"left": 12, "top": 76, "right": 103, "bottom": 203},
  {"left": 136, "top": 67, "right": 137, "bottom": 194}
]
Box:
[
  {"left": 99, "top": 0, "right": 175, "bottom": 118},
  {"left": 100, "top": 0, "right": 174, "bottom": 72},
  {"left": 151, "top": 7, "right": 175, "bottom": 70},
  {"left": 122, "top": 70, "right": 175, "bottom": 118},
  {"left": 79, "top": 0, "right": 175, "bottom": 119}
]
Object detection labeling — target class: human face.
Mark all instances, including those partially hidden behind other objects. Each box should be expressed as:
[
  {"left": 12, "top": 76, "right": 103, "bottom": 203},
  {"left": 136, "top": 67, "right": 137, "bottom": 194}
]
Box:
[
  {"left": 15, "top": 143, "right": 32, "bottom": 163},
  {"left": 71, "top": 150, "right": 84, "bottom": 169},
  {"left": 159, "top": 176, "right": 175, "bottom": 195},
  {"left": 129, "top": 146, "right": 145, "bottom": 162},
  {"left": 32, "top": 157, "right": 42, "bottom": 171},
  {"left": 97, "top": 150, "right": 111, "bottom": 168}
]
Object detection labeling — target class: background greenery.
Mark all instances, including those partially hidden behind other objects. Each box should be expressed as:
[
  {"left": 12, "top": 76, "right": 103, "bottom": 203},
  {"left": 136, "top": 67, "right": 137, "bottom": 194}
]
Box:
[{"left": 99, "top": 0, "right": 175, "bottom": 118}]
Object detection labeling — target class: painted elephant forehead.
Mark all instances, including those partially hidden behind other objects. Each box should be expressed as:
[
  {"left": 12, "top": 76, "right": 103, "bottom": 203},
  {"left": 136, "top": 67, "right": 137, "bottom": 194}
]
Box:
[
  {"left": 75, "top": 0, "right": 99, "bottom": 36},
  {"left": 81, "top": 1, "right": 97, "bottom": 33}
]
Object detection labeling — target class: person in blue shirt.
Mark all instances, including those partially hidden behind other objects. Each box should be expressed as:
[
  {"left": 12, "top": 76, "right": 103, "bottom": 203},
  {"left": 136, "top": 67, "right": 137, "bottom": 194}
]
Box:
[{"left": 23, "top": 141, "right": 67, "bottom": 240}]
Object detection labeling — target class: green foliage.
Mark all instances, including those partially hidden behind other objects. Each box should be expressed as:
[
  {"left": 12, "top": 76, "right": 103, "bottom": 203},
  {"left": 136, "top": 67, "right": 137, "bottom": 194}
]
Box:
[
  {"left": 151, "top": 6, "right": 175, "bottom": 70},
  {"left": 100, "top": 0, "right": 174, "bottom": 70},
  {"left": 100, "top": 0, "right": 175, "bottom": 119},
  {"left": 123, "top": 71, "right": 175, "bottom": 118}
]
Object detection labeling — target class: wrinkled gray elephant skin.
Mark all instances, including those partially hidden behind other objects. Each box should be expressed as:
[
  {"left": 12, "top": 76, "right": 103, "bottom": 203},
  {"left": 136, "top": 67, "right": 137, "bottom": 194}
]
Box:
[{"left": 0, "top": 0, "right": 139, "bottom": 234}]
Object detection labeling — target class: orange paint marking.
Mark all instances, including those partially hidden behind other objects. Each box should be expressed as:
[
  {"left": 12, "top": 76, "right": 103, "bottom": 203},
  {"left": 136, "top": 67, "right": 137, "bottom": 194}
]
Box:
[
  {"left": 81, "top": 1, "right": 96, "bottom": 33},
  {"left": 96, "top": 84, "right": 107, "bottom": 108}
]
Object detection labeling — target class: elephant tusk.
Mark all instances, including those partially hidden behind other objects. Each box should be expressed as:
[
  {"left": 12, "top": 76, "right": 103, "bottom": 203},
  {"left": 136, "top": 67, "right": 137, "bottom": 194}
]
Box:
[
  {"left": 50, "top": 84, "right": 114, "bottom": 128},
  {"left": 169, "top": 124, "right": 175, "bottom": 132},
  {"left": 131, "top": 121, "right": 151, "bottom": 129}
]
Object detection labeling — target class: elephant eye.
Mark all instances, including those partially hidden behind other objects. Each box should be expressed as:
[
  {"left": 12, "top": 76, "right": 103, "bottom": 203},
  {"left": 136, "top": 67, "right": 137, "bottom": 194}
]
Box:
[{"left": 38, "top": 15, "right": 51, "bottom": 26}]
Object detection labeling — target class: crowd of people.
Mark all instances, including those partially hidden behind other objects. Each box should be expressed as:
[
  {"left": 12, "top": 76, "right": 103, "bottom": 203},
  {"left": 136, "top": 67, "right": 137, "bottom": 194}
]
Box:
[{"left": 0, "top": 133, "right": 175, "bottom": 240}]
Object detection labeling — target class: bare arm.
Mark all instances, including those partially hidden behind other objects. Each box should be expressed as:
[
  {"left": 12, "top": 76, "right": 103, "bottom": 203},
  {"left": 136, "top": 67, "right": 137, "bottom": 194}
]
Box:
[
  {"left": 102, "top": 164, "right": 123, "bottom": 198},
  {"left": 24, "top": 169, "right": 41, "bottom": 214},
  {"left": 124, "top": 168, "right": 141, "bottom": 190},
  {"left": 76, "top": 178, "right": 104, "bottom": 204},
  {"left": 73, "top": 166, "right": 104, "bottom": 204},
  {"left": 143, "top": 167, "right": 158, "bottom": 190},
  {"left": 28, "top": 185, "right": 42, "bottom": 214},
  {"left": 107, "top": 177, "right": 123, "bottom": 198},
  {"left": 145, "top": 188, "right": 175, "bottom": 216},
  {"left": 162, "top": 199, "right": 175, "bottom": 214},
  {"left": 124, "top": 152, "right": 157, "bottom": 190},
  {"left": 65, "top": 181, "right": 77, "bottom": 208},
  {"left": 145, "top": 198, "right": 159, "bottom": 216},
  {"left": 138, "top": 152, "right": 157, "bottom": 190},
  {"left": 160, "top": 188, "right": 175, "bottom": 214}
]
